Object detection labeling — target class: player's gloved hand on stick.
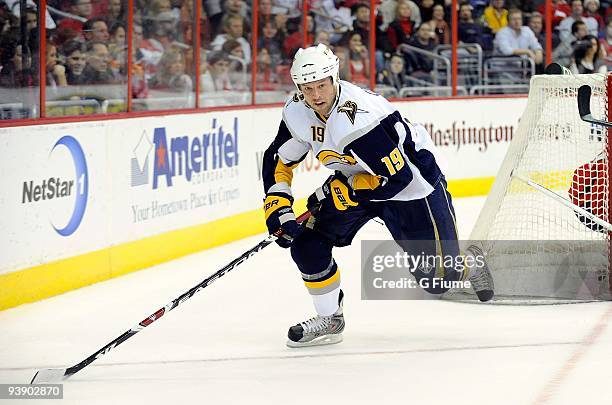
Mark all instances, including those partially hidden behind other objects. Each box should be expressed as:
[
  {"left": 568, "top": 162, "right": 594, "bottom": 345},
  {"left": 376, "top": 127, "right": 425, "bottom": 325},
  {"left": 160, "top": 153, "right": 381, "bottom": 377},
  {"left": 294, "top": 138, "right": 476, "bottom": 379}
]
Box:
[
  {"left": 307, "top": 172, "right": 359, "bottom": 212},
  {"left": 264, "top": 192, "right": 302, "bottom": 248}
]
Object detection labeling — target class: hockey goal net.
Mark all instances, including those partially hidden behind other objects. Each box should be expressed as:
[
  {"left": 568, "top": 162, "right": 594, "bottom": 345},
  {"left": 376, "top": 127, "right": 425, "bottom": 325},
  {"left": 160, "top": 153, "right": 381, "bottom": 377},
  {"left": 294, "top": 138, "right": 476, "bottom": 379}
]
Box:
[{"left": 467, "top": 72, "right": 612, "bottom": 301}]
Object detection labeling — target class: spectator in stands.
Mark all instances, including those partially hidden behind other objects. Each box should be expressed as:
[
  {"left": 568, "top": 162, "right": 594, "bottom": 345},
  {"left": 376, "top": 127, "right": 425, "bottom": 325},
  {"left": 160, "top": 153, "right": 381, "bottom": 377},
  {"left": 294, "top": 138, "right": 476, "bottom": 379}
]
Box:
[
  {"left": 225, "top": 0, "right": 250, "bottom": 27},
  {"left": 570, "top": 34, "right": 607, "bottom": 73},
  {"left": 24, "top": 6, "right": 37, "bottom": 32},
  {"left": 494, "top": 8, "right": 543, "bottom": 65},
  {"left": 405, "top": 21, "right": 437, "bottom": 81},
  {"left": 46, "top": 43, "right": 68, "bottom": 87},
  {"left": 131, "top": 59, "right": 149, "bottom": 101},
  {"left": 505, "top": 0, "right": 535, "bottom": 20},
  {"left": 62, "top": 40, "right": 88, "bottom": 85},
  {"left": 82, "top": 40, "right": 119, "bottom": 84},
  {"left": 482, "top": 0, "right": 508, "bottom": 34},
  {"left": 57, "top": 0, "right": 93, "bottom": 37},
  {"left": 222, "top": 38, "right": 245, "bottom": 60},
  {"left": 458, "top": 2, "right": 493, "bottom": 52},
  {"left": 0, "top": 34, "right": 34, "bottom": 87},
  {"left": 258, "top": 20, "right": 284, "bottom": 65},
  {"left": 601, "top": 19, "right": 612, "bottom": 68},
  {"left": 222, "top": 38, "right": 248, "bottom": 90},
  {"left": 557, "top": 0, "right": 598, "bottom": 45},
  {"left": 315, "top": 30, "right": 331, "bottom": 47},
  {"left": 528, "top": 11, "right": 545, "bottom": 48},
  {"left": 177, "top": 0, "right": 194, "bottom": 44},
  {"left": 386, "top": 0, "right": 417, "bottom": 51},
  {"left": 0, "top": 4, "right": 14, "bottom": 36},
  {"left": 147, "top": 10, "right": 179, "bottom": 50},
  {"left": 83, "top": 17, "right": 110, "bottom": 43},
  {"left": 107, "top": 0, "right": 125, "bottom": 28},
  {"left": 284, "top": 13, "right": 315, "bottom": 59},
  {"left": 335, "top": 45, "right": 349, "bottom": 80},
  {"left": 3, "top": 0, "right": 56, "bottom": 30},
  {"left": 583, "top": 0, "right": 604, "bottom": 30},
  {"left": 419, "top": 0, "right": 435, "bottom": 24},
  {"left": 211, "top": 13, "right": 251, "bottom": 62},
  {"left": 271, "top": 0, "right": 299, "bottom": 16},
  {"left": 200, "top": 50, "right": 232, "bottom": 92},
  {"left": 109, "top": 22, "right": 126, "bottom": 48},
  {"left": 149, "top": 0, "right": 173, "bottom": 15},
  {"left": 536, "top": 0, "right": 571, "bottom": 27},
  {"left": 553, "top": 20, "right": 588, "bottom": 66},
  {"left": 310, "top": 0, "right": 352, "bottom": 43},
  {"left": 379, "top": 0, "right": 421, "bottom": 31},
  {"left": 258, "top": 0, "right": 274, "bottom": 28},
  {"left": 431, "top": 4, "right": 450, "bottom": 45},
  {"left": 351, "top": 3, "right": 370, "bottom": 45},
  {"left": 108, "top": 22, "right": 126, "bottom": 76},
  {"left": 198, "top": 4, "right": 213, "bottom": 46},
  {"left": 339, "top": 31, "right": 369, "bottom": 87},
  {"left": 134, "top": 22, "right": 163, "bottom": 80},
  {"left": 378, "top": 53, "right": 410, "bottom": 91},
  {"left": 149, "top": 47, "right": 192, "bottom": 92},
  {"left": 203, "top": 0, "right": 224, "bottom": 38},
  {"left": 256, "top": 48, "right": 279, "bottom": 90}
]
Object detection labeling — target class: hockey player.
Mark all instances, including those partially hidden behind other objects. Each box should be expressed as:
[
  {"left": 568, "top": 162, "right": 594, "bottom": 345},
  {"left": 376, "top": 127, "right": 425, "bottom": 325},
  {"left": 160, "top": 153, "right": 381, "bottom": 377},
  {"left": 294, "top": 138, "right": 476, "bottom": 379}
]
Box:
[{"left": 262, "top": 44, "right": 494, "bottom": 347}]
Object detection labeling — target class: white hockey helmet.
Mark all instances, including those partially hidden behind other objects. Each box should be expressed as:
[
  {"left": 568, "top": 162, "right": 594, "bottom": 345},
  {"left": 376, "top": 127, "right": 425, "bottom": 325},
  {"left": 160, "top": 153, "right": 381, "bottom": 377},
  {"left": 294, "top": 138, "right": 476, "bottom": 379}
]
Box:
[{"left": 290, "top": 44, "right": 339, "bottom": 91}]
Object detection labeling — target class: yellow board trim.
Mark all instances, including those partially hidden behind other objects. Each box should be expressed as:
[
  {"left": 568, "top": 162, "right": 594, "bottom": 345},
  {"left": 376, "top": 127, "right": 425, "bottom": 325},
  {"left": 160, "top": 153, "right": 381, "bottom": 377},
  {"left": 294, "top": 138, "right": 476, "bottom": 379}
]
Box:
[
  {"left": 446, "top": 177, "right": 495, "bottom": 198},
  {"left": 0, "top": 177, "right": 494, "bottom": 311}
]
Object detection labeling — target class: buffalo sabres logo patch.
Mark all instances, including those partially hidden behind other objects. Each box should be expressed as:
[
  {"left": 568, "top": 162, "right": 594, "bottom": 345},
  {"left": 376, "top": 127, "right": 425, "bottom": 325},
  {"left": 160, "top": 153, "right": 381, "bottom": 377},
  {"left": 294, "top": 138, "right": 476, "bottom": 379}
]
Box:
[
  {"left": 337, "top": 101, "right": 357, "bottom": 124},
  {"left": 337, "top": 101, "right": 368, "bottom": 125},
  {"left": 316, "top": 150, "right": 357, "bottom": 166}
]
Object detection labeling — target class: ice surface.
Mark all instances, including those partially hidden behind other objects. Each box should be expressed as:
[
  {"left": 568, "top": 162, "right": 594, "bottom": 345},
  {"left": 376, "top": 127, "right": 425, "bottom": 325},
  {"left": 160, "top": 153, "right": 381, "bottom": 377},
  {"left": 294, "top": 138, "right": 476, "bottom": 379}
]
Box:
[{"left": 1, "top": 197, "right": 611, "bottom": 405}]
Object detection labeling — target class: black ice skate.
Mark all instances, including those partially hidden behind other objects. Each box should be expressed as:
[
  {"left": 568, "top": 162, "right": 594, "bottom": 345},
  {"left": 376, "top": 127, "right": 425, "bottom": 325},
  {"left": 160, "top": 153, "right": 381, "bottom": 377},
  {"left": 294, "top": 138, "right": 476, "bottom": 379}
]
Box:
[
  {"left": 287, "top": 290, "right": 345, "bottom": 348},
  {"left": 466, "top": 245, "right": 494, "bottom": 302}
]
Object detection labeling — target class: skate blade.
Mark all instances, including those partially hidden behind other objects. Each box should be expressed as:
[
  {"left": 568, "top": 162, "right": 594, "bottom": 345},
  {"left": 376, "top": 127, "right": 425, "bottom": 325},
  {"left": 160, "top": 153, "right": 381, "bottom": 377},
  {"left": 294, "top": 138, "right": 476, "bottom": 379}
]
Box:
[{"left": 286, "top": 334, "right": 343, "bottom": 348}]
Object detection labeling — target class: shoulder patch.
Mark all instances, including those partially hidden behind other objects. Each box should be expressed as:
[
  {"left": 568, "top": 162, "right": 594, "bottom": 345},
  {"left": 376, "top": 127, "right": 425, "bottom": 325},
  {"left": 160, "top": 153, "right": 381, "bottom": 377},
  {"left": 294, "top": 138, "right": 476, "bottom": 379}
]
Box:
[
  {"left": 292, "top": 93, "right": 304, "bottom": 103},
  {"left": 316, "top": 150, "right": 357, "bottom": 166},
  {"left": 337, "top": 101, "right": 357, "bottom": 125}
]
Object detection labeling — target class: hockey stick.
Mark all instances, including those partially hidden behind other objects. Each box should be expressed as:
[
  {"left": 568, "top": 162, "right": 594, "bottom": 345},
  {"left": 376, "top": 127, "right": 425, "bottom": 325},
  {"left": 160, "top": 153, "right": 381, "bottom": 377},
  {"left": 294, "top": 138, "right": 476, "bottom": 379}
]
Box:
[
  {"left": 514, "top": 173, "right": 612, "bottom": 232},
  {"left": 577, "top": 85, "right": 612, "bottom": 128},
  {"left": 30, "top": 211, "right": 312, "bottom": 384}
]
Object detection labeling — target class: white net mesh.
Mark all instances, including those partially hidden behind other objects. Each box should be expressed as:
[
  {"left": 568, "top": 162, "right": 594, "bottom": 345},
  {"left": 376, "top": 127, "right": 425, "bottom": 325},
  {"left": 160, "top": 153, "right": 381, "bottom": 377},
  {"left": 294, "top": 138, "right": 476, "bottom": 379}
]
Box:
[{"left": 466, "top": 72, "right": 611, "bottom": 301}]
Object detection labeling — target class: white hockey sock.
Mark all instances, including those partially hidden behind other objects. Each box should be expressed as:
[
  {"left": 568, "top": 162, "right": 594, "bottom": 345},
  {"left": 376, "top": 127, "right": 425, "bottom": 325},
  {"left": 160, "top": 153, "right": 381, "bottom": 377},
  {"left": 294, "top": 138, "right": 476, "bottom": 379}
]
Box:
[{"left": 312, "top": 286, "right": 341, "bottom": 316}]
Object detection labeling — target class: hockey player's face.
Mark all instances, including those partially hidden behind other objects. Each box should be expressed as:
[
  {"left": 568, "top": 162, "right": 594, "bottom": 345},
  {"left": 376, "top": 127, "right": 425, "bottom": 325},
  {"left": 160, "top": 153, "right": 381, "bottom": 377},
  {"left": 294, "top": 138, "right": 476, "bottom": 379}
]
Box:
[{"left": 300, "top": 78, "right": 336, "bottom": 116}]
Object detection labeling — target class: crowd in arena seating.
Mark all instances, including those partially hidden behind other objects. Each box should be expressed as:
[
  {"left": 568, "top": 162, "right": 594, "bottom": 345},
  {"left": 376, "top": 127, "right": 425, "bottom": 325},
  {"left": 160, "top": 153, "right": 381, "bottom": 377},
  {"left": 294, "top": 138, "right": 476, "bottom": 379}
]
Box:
[{"left": 0, "top": 0, "right": 610, "bottom": 117}]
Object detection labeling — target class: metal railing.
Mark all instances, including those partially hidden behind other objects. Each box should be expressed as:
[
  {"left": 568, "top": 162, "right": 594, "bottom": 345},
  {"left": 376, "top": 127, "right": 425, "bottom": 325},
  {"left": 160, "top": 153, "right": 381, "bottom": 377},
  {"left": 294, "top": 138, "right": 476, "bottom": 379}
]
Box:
[
  {"left": 399, "top": 86, "right": 468, "bottom": 97},
  {"left": 397, "top": 44, "right": 451, "bottom": 87},
  {"left": 483, "top": 56, "right": 536, "bottom": 87},
  {"left": 435, "top": 43, "right": 484, "bottom": 88},
  {"left": 469, "top": 84, "right": 531, "bottom": 95}
]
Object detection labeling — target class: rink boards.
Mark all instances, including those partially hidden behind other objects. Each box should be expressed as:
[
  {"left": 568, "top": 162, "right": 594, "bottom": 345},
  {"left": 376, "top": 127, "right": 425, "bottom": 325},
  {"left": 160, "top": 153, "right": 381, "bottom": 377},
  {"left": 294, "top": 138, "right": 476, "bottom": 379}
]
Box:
[{"left": 0, "top": 96, "right": 527, "bottom": 309}]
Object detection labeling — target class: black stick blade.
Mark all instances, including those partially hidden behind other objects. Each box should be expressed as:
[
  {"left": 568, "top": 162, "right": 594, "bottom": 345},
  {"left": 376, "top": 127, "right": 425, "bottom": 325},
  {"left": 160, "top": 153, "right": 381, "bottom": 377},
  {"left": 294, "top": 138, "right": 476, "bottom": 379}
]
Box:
[
  {"left": 577, "top": 85, "right": 592, "bottom": 118},
  {"left": 31, "top": 368, "right": 67, "bottom": 383}
]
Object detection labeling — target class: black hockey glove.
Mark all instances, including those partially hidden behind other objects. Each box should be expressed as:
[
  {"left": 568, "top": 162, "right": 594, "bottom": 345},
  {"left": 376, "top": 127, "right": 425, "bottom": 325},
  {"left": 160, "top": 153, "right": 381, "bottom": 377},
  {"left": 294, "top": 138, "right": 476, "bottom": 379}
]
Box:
[
  {"left": 307, "top": 172, "right": 359, "bottom": 212},
  {"left": 263, "top": 192, "right": 302, "bottom": 248}
]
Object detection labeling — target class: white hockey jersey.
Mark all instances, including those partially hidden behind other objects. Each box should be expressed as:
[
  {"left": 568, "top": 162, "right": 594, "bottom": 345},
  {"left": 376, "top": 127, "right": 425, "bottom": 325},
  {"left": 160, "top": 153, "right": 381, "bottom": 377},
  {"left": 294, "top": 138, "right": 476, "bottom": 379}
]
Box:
[{"left": 262, "top": 81, "right": 445, "bottom": 202}]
